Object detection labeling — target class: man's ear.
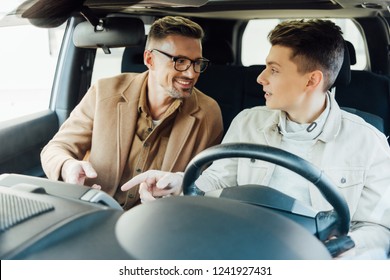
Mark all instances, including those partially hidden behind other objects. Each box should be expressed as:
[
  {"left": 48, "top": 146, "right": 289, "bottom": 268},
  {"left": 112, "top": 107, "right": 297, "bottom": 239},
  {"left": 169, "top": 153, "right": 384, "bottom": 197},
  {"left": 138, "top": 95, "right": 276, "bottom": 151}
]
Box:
[
  {"left": 144, "top": 50, "right": 153, "bottom": 69},
  {"left": 306, "top": 70, "right": 323, "bottom": 89}
]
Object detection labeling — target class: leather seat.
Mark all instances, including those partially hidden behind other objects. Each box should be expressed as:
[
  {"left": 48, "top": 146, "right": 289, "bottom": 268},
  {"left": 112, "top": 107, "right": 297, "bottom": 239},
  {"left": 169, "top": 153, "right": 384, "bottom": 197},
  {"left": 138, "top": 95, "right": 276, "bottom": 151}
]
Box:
[{"left": 334, "top": 41, "right": 389, "bottom": 139}]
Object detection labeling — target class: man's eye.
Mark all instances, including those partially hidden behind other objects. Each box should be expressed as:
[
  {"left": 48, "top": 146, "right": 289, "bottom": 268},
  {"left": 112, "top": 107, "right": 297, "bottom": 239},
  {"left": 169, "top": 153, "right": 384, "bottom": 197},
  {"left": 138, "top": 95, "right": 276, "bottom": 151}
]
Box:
[{"left": 176, "top": 58, "right": 188, "bottom": 64}]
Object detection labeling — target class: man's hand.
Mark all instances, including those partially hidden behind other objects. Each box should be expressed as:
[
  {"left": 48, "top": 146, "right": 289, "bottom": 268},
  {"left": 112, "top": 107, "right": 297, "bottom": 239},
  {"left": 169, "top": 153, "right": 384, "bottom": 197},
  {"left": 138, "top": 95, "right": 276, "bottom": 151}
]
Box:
[
  {"left": 61, "top": 159, "right": 100, "bottom": 189},
  {"left": 121, "top": 170, "right": 184, "bottom": 203}
]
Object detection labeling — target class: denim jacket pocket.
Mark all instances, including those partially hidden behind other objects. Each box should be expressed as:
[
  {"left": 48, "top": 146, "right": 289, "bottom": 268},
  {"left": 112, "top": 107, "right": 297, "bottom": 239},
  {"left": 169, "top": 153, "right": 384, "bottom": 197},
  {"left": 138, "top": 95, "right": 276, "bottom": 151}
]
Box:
[
  {"left": 237, "top": 158, "right": 273, "bottom": 185},
  {"left": 324, "top": 168, "right": 365, "bottom": 215}
]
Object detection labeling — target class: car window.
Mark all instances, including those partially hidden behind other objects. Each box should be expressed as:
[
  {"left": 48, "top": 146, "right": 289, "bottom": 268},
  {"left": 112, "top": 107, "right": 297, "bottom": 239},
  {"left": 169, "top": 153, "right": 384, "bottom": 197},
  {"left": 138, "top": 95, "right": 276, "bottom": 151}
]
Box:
[
  {"left": 91, "top": 47, "right": 125, "bottom": 83},
  {"left": 242, "top": 18, "right": 367, "bottom": 70},
  {"left": 0, "top": 24, "right": 64, "bottom": 123}
]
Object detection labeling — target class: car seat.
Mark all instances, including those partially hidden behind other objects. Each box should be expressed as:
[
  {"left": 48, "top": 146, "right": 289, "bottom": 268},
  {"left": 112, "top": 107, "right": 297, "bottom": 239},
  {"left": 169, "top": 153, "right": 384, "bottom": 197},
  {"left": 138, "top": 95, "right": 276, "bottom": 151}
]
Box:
[{"left": 334, "top": 41, "right": 389, "bottom": 139}]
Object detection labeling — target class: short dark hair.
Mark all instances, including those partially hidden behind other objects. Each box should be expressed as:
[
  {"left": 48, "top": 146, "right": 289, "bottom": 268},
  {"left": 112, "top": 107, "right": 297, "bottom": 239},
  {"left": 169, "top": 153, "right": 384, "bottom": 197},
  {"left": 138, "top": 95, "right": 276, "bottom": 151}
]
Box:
[
  {"left": 268, "top": 19, "right": 344, "bottom": 91},
  {"left": 146, "top": 16, "right": 204, "bottom": 47}
]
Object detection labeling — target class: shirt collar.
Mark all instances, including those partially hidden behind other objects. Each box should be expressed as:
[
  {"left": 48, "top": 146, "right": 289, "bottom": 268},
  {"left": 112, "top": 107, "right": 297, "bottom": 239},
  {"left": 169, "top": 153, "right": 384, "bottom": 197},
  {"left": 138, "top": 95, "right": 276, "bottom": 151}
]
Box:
[
  {"left": 137, "top": 76, "right": 149, "bottom": 114},
  {"left": 317, "top": 91, "right": 342, "bottom": 142},
  {"left": 278, "top": 93, "right": 331, "bottom": 141},
  {"left": 138, "top": 86, "right": 183, "bottom": 118}
]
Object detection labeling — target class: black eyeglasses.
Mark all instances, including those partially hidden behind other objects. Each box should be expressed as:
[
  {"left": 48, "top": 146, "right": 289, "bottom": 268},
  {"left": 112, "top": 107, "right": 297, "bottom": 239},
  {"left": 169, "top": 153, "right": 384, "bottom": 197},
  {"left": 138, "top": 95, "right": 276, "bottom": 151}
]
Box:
[{"left": 149, "top": 49, "right": 210, "bottom": 73}]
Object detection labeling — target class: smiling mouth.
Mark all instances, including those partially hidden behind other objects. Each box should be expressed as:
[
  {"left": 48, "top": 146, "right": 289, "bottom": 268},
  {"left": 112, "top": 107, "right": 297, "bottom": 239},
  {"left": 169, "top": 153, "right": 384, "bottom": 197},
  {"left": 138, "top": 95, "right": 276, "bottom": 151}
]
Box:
[{"left": 175, "top": 78, "right": 193, "bottom": 88}]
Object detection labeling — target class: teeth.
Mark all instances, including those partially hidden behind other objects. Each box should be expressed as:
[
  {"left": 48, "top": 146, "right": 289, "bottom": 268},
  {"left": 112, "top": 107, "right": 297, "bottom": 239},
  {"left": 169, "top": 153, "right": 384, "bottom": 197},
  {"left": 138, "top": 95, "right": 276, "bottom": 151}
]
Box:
[{"left": 177, "top": 80, "right": 191, "bottom": 85}]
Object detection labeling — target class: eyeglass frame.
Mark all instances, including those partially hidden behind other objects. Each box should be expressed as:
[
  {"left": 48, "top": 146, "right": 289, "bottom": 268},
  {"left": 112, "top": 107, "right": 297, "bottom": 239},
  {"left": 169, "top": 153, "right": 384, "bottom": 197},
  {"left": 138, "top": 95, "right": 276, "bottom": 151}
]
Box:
[{"left": 148, "top": 49, "right": 210, "bottom": 73}]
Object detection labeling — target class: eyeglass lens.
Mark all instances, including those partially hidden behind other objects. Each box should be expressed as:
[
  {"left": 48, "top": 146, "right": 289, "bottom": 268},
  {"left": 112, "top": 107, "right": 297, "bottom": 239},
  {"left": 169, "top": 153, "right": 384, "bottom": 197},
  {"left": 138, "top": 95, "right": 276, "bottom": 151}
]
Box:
[{"left": 174, "top": 58, "right": 208, "bottom": 73}]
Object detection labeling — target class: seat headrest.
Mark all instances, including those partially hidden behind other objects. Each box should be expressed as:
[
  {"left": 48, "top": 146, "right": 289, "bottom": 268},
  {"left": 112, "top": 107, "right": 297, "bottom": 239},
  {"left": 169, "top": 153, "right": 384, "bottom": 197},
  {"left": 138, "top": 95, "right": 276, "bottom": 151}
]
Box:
[
  {"left": 332, "top": 40, "right": 351, "bottom": 88},
  {"left": 121, "top": 44, "right": 147, "bottom": 73},
  {"left": 345, "top": 40, "right": 357, "bottom": 66},
  {"left": 203, "top": 39, "right": 234, "bottom": 65}
]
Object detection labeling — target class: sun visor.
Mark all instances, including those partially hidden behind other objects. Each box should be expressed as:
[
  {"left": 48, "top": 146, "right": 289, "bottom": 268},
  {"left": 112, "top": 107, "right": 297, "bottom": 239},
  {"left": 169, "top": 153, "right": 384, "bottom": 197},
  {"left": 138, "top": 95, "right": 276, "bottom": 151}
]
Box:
[
  {"left": 73, "top": 17, "right": 145, "bottom": 53},
  {"left": 18, "top": 0, "right": 84, "bottom": 28}
]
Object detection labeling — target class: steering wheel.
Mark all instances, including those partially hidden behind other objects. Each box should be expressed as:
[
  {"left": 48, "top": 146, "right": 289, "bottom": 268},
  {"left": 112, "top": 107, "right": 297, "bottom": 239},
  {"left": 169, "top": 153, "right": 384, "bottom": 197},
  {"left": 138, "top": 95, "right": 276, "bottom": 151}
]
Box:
[
  {"left": 182, "top": 142, "right": 353, "bottom": 255},
  {"left": 115, "top": 143, "right": 353, "bottom": 259}
]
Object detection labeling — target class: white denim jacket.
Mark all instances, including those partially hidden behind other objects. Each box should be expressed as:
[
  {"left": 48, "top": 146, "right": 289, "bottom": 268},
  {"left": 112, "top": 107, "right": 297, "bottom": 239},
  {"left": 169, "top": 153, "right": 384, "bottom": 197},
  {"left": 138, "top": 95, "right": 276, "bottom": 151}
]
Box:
[{"left": 196, "top": 93, "right": 390, "bottom": 258}]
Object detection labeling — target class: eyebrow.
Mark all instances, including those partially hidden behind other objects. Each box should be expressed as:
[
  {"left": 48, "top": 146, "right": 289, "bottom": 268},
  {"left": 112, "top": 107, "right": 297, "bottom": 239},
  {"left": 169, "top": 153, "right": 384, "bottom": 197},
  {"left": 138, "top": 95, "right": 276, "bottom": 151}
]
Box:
[
  {"left": 266, "top": 60, "right": 281, "bottom": 67},
  {"left": 169, "top": 53, "right": 205, "bottom": 61}
]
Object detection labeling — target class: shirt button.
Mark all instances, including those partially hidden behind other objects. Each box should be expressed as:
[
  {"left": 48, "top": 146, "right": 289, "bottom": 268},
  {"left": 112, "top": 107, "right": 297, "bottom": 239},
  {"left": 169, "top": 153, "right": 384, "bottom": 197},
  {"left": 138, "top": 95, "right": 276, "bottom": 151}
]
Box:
[
  {"left": 143, "top": 142, "right": 149, "bottom": 147},
  {"left": 136, "top": 168, "right": 142, "bottom": 173},
  {"left": 250, "top": 158, "right": 256, "bottom": 163},
  {"left": 128, "top": 193, "right": 135, "bottom": 198},
  {"left": 340, "top": 177, "right": 346, "bottom": 184},
  {"left": 147, "top": 127, "right": 153, "bottom": 132}
]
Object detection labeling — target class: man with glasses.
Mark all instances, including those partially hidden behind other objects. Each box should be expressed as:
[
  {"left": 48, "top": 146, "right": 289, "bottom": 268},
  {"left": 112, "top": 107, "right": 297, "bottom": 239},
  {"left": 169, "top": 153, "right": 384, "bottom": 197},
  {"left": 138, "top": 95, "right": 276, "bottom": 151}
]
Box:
[{"left": 41, "top": 16, "right": 223, "bottom": 210}]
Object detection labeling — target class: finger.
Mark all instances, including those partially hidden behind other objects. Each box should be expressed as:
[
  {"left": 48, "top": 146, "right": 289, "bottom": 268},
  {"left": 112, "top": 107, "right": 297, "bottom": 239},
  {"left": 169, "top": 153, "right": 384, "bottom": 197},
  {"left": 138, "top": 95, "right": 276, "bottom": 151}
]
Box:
[
  {"left": 91, "top": 184, "right": 102, "bottom": 190},
  {"left": 120, "top": 171, "right": 152, "bottom": 191},
  {"left": 156, "top": 172, "right": 183, "bottom": 195},
  {"left": 81, "top": 162, "right": 98, "bottom": 178},
  {"left": 65, "top": 170, "right": 84, "bottom": 185},
  {"left": 151, "top": 187, "right": 175, "bottom": 197},
  {"left": 121, "top": 170, "right": 166, "bottom": 191},
  {"left": 139, "top": 182, "right": 156, "bottom": 202},
  {"left": 62, "top": 161, "right": 82, "bottom": 184}
]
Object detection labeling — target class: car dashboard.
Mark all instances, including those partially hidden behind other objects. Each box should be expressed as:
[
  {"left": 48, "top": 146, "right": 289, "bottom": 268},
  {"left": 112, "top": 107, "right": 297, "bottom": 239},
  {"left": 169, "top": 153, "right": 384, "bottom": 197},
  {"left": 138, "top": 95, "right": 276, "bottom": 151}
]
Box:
[{"left": 0, "top": 174, "right": 128, "bottom": 260}]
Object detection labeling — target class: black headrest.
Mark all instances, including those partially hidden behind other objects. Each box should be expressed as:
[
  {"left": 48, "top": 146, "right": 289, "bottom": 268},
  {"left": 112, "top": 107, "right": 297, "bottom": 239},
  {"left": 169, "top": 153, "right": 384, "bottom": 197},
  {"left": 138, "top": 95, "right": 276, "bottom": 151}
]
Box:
[
  {"left": 203, "top": 39, "right": 234, "bottom": 65},
  {"left": 121, "top": 44, "right": 148, "bottom": 73},
  {"left": 332, "top": 40, "right": 351, "bottom": 88},
  {"left": 345, "top": 40, "right": 357, "bottom": 66},
  {"left": 73, "top": 17, "right": 145, "bottom": 50}
]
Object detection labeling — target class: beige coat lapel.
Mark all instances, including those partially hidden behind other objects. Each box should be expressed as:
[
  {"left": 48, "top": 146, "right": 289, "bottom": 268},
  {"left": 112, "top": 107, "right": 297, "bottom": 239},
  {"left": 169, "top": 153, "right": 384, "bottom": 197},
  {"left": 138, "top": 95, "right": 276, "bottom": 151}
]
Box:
[
  {"left": 162, "top": 113, "right": 196, "bottom": 171},
  {"left": 161, "top": 89, "right": 202, "bottom": 171}
]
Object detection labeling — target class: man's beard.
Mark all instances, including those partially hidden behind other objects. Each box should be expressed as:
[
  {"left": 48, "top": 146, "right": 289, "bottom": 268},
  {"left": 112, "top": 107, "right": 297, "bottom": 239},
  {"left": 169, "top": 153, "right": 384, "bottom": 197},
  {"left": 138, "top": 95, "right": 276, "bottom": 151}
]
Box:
[{"left": 167, "top": 86, "right": 193, "bottom": 99}]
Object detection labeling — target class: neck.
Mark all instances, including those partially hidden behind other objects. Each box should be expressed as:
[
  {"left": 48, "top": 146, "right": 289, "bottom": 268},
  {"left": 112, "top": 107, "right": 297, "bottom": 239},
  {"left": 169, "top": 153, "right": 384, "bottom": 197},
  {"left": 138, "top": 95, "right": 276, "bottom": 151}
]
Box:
[
  {"left": 147, "top": 90, "right": 174, "bottom": 120},
  {"left": 287, "top": 92, "right": 327, "bottom": 124}
]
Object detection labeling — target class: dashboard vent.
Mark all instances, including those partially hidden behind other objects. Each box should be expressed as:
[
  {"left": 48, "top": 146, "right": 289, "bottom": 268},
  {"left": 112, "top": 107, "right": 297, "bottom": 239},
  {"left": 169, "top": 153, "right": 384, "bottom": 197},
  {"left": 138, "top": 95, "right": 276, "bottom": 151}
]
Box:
[{"left": 0, "top": 192, "right": 54, "bottom": 233}]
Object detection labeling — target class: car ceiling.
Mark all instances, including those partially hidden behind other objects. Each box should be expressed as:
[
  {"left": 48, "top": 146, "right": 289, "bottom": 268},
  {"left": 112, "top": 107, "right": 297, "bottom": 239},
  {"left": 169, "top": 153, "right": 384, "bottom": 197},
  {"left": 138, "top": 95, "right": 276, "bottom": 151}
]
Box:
[{"left": 1, "top": 0, "right": 390, "bottom": 28}]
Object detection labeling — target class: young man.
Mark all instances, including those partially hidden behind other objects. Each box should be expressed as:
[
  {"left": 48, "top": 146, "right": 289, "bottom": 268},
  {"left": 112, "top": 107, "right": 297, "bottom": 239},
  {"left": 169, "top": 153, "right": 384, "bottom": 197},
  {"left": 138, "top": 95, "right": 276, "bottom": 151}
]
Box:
[
  {"left": 40, "top": 16, "right": 223, "bottom": 210},
  {"left": 122, "top": 19, "right": 390, "bottom": 259}
]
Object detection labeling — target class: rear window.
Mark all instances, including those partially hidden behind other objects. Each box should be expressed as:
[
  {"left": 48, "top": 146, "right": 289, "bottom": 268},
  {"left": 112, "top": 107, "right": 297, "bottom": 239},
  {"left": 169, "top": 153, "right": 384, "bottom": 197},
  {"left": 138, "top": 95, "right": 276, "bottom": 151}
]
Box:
[{"left": 241, "top": 18, "right": 367, "bottom": 70}]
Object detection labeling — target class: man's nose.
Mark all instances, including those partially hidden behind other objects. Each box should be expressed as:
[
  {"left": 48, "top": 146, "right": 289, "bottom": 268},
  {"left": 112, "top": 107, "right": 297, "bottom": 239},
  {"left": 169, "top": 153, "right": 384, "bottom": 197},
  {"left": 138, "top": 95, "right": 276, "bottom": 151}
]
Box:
[
  {"left": 182, "top": 65, "right": 198, "bottom": 78},
  {"left": 257, "top": 69, "right": 267, "bottom": 85}
]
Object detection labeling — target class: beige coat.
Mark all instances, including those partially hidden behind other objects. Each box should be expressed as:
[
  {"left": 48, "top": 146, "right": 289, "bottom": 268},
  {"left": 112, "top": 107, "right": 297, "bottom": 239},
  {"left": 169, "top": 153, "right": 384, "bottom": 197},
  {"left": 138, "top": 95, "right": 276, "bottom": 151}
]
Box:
[{"left": 41, "top": 72, "right": 223, "bottom": 196}]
